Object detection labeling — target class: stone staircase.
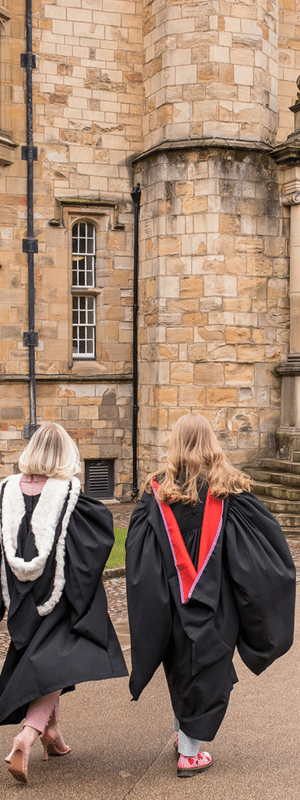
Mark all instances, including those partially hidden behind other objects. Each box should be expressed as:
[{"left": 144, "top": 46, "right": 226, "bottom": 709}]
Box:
[{"left": 246, "top": 456, "right": 300, "bottom": 538}]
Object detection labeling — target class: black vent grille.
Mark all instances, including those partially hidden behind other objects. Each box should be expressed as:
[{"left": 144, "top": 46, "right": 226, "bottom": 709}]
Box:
[{"left": 85, "top": 459, "right": 114, "bottom": 499}]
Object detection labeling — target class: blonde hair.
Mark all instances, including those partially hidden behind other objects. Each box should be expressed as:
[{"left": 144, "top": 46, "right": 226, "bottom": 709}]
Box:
[
  {"left": 145, "top": 413, "right": 251, "bottom": 503},
  {"left": 19, "top": 422, "right": 81, "bottom": 480}
]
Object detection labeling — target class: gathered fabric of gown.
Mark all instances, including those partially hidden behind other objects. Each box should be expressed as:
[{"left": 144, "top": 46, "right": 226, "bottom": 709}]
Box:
[{"left": 0, "top": 474, "right": 128, "bottom": 726}]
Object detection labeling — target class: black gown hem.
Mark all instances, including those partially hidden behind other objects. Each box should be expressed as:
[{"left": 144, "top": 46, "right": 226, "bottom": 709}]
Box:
[{"left": 0, "top": 666, "right": 128, "bottom": 726}]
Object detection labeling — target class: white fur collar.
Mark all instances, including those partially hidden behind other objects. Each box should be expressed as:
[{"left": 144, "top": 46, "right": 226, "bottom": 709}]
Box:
[{"left": 0, "top": 474, "right": 81, "bottom": 616}]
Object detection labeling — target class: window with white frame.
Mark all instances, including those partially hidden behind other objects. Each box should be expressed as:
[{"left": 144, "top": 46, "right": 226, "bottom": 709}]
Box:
[{"left": 72, "top": 221, "right": 96, "bottom": 359}]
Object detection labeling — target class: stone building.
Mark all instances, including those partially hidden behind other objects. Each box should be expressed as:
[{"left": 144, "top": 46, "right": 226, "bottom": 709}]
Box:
[{"left": 1, "top": 0, "right": 300, "bottom": 501}]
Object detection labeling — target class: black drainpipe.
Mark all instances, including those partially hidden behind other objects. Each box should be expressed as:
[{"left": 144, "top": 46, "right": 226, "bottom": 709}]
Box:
[
  {"left": 131, "top": 184, "right": 141, "bottom": 498},
  {"left": 21, "top": 0, "right": 38, "bottom": 439}
]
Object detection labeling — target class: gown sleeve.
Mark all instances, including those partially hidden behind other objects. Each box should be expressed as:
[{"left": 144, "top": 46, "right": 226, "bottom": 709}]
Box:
[
  {"left": 126, "top": 492, "right": 173, "bottom": 700},
  {"left": 0, "top": 553, "right": 5, "bottom": 622},
  {"left": 64, "top": 492, "right": 114, "bottom": 647},
  {"left": 0, "top": 484, "right": 6, "bottom": 622},
  {"left": 225, "top": 491, "right": 296, "bottom": 675}
]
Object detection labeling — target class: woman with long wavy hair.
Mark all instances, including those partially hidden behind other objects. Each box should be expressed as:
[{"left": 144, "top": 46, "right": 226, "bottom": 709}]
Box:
[
  {"left": 0, "top": 422, "right": 127, "bottom": 784},
  {"left": 126, "top": 413, "right": 296, "bottom": 778}
]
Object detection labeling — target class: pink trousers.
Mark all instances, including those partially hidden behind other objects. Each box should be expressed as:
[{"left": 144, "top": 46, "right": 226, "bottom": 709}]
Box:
[{"left": 24, "top": 690, "right": 62, "bottom": 735}]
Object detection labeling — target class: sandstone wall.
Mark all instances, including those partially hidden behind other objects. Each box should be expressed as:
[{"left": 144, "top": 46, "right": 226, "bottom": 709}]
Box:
[
  {"left": 142, "top": 0, "right": 279, "bottom": 150},
  {"left": 0, "top": 0, "right": 143, "bottom": 494},
  {"left": 0, "top": 0, "right": 295, "bottom": 494},
  {"left": 0, "top": 379, "right": 132, "bottom": 498},
  {"left": 278, "top": 0, "right": 300, "bottom": 142},
  {"left": 134, "top": 145, "right": 289, "bottom": 478}
]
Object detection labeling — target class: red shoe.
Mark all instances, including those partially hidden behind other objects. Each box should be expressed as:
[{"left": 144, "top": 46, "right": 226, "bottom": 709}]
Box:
[{"left": 177, "top": 750, "right": 213, "bottom": 777}]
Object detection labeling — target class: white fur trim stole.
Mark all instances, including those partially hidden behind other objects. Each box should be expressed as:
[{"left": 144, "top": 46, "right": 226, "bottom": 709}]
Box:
[{"left": 0, "top": 474, "right": 81, "bottom": 616}]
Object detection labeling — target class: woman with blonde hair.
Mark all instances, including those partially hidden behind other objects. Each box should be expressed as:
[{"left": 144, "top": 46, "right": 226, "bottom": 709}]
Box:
[
  {"left": 126, "top": 413, "right": 296, "bottom": 778},
  {"left": 0, "top": 422, "right": 127, "bottom": 783}
]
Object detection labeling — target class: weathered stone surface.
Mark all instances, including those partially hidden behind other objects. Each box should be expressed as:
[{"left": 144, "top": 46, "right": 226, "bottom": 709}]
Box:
[
  {"left": 0, "top": 0, "right": 292, "bottom": 490},
  {"left": 178, "top": 386, "right": 206, "bottom": 406},
  {"left": 170, "top": 362, "right": 194, "bottom": 383},
  {"left": 225, "top": 363, "right": 255, "bottom": 385},
  {"left": 194, "top": 363, "right": 224, "bottom": 385},
  {"left": 207, "top": 387, "right": 238, "bottom": 406}
]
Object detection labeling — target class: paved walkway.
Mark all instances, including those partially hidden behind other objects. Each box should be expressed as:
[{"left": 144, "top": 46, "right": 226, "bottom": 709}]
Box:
[
  {"left": 0, "top": 504, "right": 299, "bottom": 798},
  {"left": 0, "top": 595, "right": 299, "bottom": 799},
  {"left": 0, "top": 585, "right": 299, "bottom": 798}
]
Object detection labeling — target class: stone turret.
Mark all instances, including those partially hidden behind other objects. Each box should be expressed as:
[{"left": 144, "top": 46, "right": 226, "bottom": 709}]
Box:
[{"left": 135, "top": 0, "right": 286, "bottom": 480}]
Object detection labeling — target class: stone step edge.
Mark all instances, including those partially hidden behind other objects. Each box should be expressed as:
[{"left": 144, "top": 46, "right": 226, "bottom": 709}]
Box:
[
  {"left": 251, "top": 478, "right": 300, "bottom": 490},
  {"left": 103, "top": 566, "right": 125, "bottom": 581},
  {"left": 252, "top": 483, "right": 300, "bottom": 497},
  {"left": 256, "top": 500, "right": 300, "bottom": 508},
  {"left": 253, "top": 479, "right": 300, "bottom": 489},
  {"left": 248, "top": 468, "right": 300, "bottom": 482},
  {"left": 259, "top": 459, "right": 300, "bottom": 473},
  {"left": 282, "top": 529, "right": 300, "bottom": 535}
]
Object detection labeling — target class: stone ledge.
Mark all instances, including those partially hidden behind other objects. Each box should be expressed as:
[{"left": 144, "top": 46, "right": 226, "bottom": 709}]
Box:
[
  {"left": 0, "top": 133, "right": 19, "bottom": 166},
  {"left": 272, "top": 134, "right": 300, "bottom": 166},
  {"left": 132, "top": 136, "right": 272, "bottom": 164},
  {"left": 0, "top": 373, "right": 133, "bottom": 383},
  {"left": 277, "top": 358, "right": 300, "bottom": 376}
]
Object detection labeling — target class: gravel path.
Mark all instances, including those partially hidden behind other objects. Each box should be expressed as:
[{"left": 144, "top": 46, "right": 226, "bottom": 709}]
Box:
[{"left": 109, "top": 501, "right": 137, "bottom": 529}]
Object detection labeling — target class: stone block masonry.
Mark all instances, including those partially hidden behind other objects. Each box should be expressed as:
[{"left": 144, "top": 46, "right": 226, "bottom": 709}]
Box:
[
  {"left": 142, "top": 0, "right": 278, "bottom": 150},
  {"left": 134, "top": 143, "right": 289, "bottom": 480},
  {"left": 0, "top": 0, "right": 296, "bottom": 495},
  {"left": 0, "top": 0, "right": 143, "bottom": 496},
  {"left": 0, "top": 379, "right": 133, "bottom": 499}
]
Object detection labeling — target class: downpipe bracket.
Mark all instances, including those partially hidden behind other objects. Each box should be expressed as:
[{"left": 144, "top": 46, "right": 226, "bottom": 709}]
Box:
[
  {"left": 22, "top": 238, "right": 38, "bottom": 253},
  {"left": 21, "top": 145, "right": 38, "bottom": 161},
  {"left": 24, "top": 423, "right": 40, "bottom": 440},
  {"left": 23, "top": 331, "right": 39, "bottom": 347},
  {"left": 20, "top": 53, "right": 36, "bottom": 69}
]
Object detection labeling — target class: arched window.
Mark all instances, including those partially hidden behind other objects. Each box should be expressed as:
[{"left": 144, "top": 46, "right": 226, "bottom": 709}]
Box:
[{"left": 72, "top": 221, "right": 96, "bottom": 359}]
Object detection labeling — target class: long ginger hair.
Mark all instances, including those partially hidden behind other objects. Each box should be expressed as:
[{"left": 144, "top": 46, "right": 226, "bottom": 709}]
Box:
[{"left": 145, "top": 413, "right": 251, "bottom": 504}]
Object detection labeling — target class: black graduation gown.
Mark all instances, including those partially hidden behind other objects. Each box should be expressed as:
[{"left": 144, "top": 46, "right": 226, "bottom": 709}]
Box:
[
  {"left": 125, "top": 489, "right": 296, "bottom": 742},
  {"left": 0, "top": 490, "right": 128, "bottom": 726}
]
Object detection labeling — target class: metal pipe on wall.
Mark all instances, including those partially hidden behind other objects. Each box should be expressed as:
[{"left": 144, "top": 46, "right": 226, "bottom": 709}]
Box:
[
  {"left": 131, "top": 184, "right": 141, "bottom": 498},
  {"left": 21, "top": 0, "right": 39, "bottom": 439}
]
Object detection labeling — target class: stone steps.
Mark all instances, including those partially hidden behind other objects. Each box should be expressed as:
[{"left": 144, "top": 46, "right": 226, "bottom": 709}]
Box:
[
  {"left": 247, "top": 467, "right": 300, "bottom": 488},
  {"left": 259, "top": 458, "right": 300, "bottom": 474},
  {"left": 253, "top": 494, "right": 300, "bottom": 515},
  {"left": 251, "top": 481, "right": 300, "bottom": 502},
  {"left": 249, "top": 458, "right": 300, "bottom": 536},
  {"left": 276, "top": 515, "right": 300, "bottom": 531}
]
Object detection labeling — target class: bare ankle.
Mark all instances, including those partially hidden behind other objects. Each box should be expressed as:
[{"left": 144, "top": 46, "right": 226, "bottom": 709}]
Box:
[{"left": 22, "top": 725, "right": 40, "bottom": 745}]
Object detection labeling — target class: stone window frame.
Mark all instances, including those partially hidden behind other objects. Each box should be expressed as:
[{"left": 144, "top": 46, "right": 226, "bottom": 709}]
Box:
[
  {"left": 72, "top": 293, "right": 97, "bottom": 360},
  {"left": 71, "top": 220, "right": 97, "bottom": 359},
  {"left": 72, "top": 220, "right": 96, "bottom": 289},
  {"left": 0, "top": 6, "right": 18, "bottom": 166},
  {"left": 60, "top": 201, "right": 117, "bottom": 369}
]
